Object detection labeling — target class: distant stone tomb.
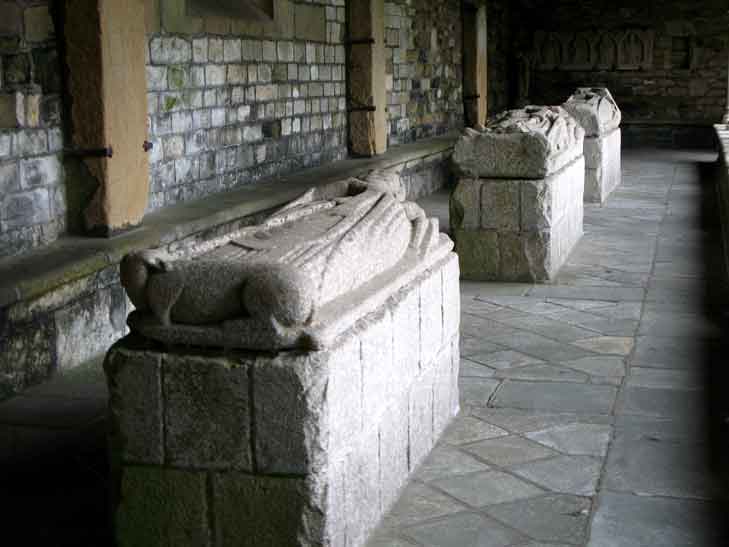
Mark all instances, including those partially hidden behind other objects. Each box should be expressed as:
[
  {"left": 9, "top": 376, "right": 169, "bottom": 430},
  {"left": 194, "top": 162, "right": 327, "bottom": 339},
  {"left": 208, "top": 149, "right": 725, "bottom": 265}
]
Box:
[
  {"left": 563, "top": 87, "right": 622, "bottom": 203},
  {"left": 451, "top": 105, "right": 585, "bottom": 281},
  {"left": 105, "top": 171, "right": 460, "bottom": 547}
]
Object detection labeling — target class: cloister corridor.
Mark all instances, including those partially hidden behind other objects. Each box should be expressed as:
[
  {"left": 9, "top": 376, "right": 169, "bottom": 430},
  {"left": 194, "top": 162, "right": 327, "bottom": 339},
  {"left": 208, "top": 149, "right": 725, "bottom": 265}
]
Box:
[{"left": 1, "top": 148, "right": 727, "bottom": 546}]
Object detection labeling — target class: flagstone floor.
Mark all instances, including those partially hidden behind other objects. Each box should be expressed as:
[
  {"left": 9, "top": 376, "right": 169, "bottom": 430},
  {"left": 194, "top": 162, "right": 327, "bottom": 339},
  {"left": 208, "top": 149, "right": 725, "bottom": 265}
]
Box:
[{"left": 367, "top": 149, "right": 729, "bottom": 546}]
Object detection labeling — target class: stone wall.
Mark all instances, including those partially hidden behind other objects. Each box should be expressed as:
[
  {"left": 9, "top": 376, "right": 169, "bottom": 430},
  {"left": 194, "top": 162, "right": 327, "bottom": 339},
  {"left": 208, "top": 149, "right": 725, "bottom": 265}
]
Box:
[
  {"left": 487, "top": 0, "right": 513, "bottom": 115},
  {"left": 145, "top": 0, "right": 349, "bottom": 211},
  {"left": 519, "top": 0, "right": 729, "bottom": 147},
  {"left": 0, "top": 1, "right": 64, "bottom": 258},
  {"left": 384, "top": 0, "right": 463, "bottom": 145}
]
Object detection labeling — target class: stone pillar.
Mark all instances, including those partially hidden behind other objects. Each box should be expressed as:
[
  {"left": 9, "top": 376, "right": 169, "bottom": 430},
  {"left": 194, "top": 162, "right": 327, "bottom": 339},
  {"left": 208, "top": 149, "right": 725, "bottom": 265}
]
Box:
[
  {"left": 451, "top": 106, "right": 585, "bottom": 281},
  {"left": 64, "top": 0, "right": 150, "bottom": 235},
  {"left": 347, "top": 0, "right": 387, "bottom": 156},
  {"left": 462, "top": 1, "right": 488, "bottom": 127},
  {"left": 563, "top": 87, "right": 622, "bottom": 204}
]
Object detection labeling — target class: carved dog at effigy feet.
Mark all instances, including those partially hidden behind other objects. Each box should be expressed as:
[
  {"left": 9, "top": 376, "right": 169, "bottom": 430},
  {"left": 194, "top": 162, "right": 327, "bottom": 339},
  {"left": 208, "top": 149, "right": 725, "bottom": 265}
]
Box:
[{"left": 121, "top": 170, "right": 446, "bottom": 350}]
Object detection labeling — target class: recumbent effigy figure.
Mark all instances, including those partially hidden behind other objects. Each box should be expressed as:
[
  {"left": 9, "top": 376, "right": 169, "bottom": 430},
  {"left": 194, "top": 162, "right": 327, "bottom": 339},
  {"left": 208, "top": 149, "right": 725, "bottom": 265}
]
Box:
[{"left": 121, "top": 170, "right": 449, "bottom": 351}]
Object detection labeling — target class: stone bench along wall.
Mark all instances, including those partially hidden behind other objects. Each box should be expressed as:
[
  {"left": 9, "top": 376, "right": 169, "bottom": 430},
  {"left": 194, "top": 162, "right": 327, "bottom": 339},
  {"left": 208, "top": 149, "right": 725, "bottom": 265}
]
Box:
[{"left": 451, "top": 106, "right": 585, "bottom": 281}]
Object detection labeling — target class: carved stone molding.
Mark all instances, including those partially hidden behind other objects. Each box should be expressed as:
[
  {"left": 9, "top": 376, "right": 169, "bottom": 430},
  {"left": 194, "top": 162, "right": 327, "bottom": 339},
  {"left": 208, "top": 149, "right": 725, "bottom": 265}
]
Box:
[{"left": 534, "top": 29, "right": 654, "bottom": 71}]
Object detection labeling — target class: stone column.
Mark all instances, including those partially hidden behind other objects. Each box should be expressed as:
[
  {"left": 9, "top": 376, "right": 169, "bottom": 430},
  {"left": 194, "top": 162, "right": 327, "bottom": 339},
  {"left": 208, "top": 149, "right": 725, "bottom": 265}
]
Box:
[
  {"left": 347, "top": 0, "right": 387, "bottom": 156},
  {"left": 64, "top": 0, "right": 150, "bottom": 235}
]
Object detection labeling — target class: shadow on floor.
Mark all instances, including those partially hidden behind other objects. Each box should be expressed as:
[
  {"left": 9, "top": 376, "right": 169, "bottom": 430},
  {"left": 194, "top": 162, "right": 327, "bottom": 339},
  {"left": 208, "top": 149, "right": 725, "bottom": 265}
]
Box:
[{"left": 698, "top": 159, "right": 729, "bottom": 499}]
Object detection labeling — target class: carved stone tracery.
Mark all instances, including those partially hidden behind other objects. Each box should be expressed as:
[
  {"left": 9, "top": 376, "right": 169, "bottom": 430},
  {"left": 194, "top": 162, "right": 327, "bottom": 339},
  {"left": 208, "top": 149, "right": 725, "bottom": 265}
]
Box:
[{"left": 533, "top": 29, "right": 654, "bottom": 71}]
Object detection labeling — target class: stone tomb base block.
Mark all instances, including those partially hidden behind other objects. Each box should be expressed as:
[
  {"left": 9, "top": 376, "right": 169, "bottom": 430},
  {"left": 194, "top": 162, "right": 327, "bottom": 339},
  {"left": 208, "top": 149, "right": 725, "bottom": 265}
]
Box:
[
  {"left": 453, "top": 157, "right": 584, "bottom": 282},
  {"left": 585, "top": 128, "right": 621, "bottom": 204},
  {"left": 105, "top": 253, "right": 460, "bottom": 547},
  {"left": 563, "top": 87, "right": 622, "bottom": 204}
]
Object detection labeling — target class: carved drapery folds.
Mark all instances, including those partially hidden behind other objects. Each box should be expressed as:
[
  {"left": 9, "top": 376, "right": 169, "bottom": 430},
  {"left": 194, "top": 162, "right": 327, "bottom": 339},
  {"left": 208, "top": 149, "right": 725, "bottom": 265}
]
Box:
[{"left": 534, "top": 29, "right": 654, "bottom": 71}]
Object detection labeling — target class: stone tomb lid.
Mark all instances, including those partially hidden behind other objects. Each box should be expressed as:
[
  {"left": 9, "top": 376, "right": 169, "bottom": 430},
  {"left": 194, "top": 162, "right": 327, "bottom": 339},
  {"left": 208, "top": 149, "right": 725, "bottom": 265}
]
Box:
[
  {"left": 453, "top": 105, "right": 585, "bottom": 179},
  {"left": 120, "top": 171, "right": 453, "bottom": 351},
  {"left": 563, "top": 87, "right": 621, "bottom": 137}
]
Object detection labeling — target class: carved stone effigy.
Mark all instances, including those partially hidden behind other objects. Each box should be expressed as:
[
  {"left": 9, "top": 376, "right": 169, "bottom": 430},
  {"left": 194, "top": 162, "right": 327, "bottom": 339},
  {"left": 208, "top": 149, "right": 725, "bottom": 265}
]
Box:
[
  {"left": 451, "top": 106, "right": 585, "bottom": 281},
  {"left": 563, "top": 87, "right": 622, "bottom": 204},
  {"left": 105, "top": 170, "right": 460, "bottom": 547}
]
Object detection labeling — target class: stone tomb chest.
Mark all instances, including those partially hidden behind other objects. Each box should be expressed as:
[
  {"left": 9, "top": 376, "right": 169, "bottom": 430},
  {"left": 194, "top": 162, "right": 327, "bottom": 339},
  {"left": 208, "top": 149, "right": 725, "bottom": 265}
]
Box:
[
  {"left": 451, "top": 105, "right": 585, "bottom": 281},
  {"left": 563, "top": 87, "right": 622, "bottom": 204},
  {"left": 104, "top": 172, "right": 460, "bottom": 547}
]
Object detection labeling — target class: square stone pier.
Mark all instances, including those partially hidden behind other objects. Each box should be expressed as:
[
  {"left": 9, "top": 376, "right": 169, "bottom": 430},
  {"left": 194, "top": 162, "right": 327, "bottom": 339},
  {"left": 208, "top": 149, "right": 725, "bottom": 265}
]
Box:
[
  {"left": 563, "top": 87, "right": 622, "bottom": 204},
  {"left": 104, "top": 174, "right": 460, "bottom": 547},
  {"left": 451, "top": 106, "right": 585, "bottom": 282}
]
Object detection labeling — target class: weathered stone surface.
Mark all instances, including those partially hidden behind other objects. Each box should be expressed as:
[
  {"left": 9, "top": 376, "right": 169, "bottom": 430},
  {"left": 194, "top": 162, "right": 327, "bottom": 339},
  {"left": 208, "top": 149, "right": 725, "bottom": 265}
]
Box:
[
  {"left": 449, "top": 177, "right": 480, "bottom": 231},
  {"left": 562, "top": 88, "right": 622, "bottom": 204},
  {"left": 481, "top": 181, "right": 520, "bottom": 231},
  {"left": 123, "top": 174, "right": 452, "bottom": 351},
  {"left": 326, "top": 333, "right": 363, "bottom": 457},
  {"left": 213, "top": 473, "right": 319, "bottom": 547},
  {"left": 114, "top": 466, "right": 209, "bottom": 547},
  {"left": 345, "top": 427, "right": 382, "bottom": 546},
  {"left": 584, "top": 129, "right": 621, "bottom": 204},
  {"left": 55, "top": 286, "right": 127, "bottom": 370},
  {"left": 452, "top": 156, "right": 584, "bottom": 282},
  {"left": 253, "top": 349, "right": 327, "bottom": 475},
  {"left": 294, "top": 4, "right": 326, "bottom": 42},
  {"left": 442, "top": 254, "right": 460, "bottom": 341},
  {"left": 454, "top": 229, "right": 500, "bottom": 280},
  {"left": 563, "top": 87, "right": 621, "bottom": 137},
  {"left": 453, "top": 106, "right": 585, "bottom": 179},
  {"left": 409, "top": 364, "right": 435, "bottom": 470},
  {"left": 163, "top": 353, "right": 252, "bottom": 470},
  {"left": 379, "top": 398, "right": 410, "bottom": 511}
]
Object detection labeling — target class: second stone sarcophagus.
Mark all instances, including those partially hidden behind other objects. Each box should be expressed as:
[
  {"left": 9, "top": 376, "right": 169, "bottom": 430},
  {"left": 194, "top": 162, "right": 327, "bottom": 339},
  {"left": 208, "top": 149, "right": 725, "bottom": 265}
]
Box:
[
  {"left": 105, "top": 171, "right": 460, "bottom": 547},
  {"left": 451, "top": 106, "right": 585, "bottom": 281},
  {"left": 563, "top": 87, "right": 622, "bottom": 204}
]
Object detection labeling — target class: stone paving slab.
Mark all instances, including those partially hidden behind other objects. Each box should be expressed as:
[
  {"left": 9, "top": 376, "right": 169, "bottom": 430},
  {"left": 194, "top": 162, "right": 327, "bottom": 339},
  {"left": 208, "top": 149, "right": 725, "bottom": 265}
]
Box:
[{"left": 588, "top": 492, "right": 727, "bottom": 547}]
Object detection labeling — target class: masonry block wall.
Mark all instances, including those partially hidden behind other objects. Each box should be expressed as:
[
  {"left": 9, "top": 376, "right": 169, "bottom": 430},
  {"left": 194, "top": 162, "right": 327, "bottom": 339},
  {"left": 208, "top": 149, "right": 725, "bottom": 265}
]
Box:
[
  {"left": 486, "top": 0, "right": 513, "bottom": 115},
  {"left": 383, "top": 0, "right": 463, "bottom": 146},
  {"left": 0, "top": 1, "right": 64, "bottom": 258},
  {"left": 519, "top": 0, "right": 729, "bottom": 147},
  {"left": 145, "top": 0, "right": 349, "bottom": 211}
]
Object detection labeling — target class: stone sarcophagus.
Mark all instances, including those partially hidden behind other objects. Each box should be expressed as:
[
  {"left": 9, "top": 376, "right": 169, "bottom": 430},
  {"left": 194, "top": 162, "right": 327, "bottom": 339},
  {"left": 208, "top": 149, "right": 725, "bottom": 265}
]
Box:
[
  {"left": 451, "top": 106, "right": 585, "bottom": 281},
  {"left": 105, "top": 171, "right": 460, "bottom": 547},
  {"left": 563, "top": 87, "right": 622, "bottom": 204}
]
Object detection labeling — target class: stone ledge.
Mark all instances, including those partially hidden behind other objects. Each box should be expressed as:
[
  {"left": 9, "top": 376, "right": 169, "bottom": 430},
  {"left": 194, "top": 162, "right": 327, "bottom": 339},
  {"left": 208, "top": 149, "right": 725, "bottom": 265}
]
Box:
[{"left": 0, "top": 134, "right": 457, "bottom": 309}]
